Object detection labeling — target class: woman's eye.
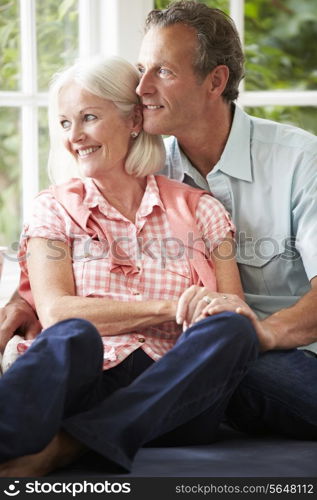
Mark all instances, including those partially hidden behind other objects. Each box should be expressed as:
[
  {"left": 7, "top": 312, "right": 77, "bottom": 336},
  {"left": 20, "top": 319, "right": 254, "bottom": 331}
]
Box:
[
  {"left": 60, "top": 119, "right": 71, "bottom": 129},
  {"left": 84, "top": 114, "right": 97, "bottom": 122}
]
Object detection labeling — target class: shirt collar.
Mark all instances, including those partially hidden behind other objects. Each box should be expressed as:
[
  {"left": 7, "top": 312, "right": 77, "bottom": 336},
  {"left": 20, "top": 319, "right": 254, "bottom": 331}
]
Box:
[
  {"left": 82, "top": 178, "right": 107, "bottom": 209},
  {"left": 81, "top": 176, "right": 164, "bottom": 219},
  {"left": 215, "top": 104, "right": 253, "bottom": 182},
  {"left": 168, "top": 104, "right": 253, "bottom": 183},
  {"left": 137, "top": 175, "right": 165, "bottom": 218}
]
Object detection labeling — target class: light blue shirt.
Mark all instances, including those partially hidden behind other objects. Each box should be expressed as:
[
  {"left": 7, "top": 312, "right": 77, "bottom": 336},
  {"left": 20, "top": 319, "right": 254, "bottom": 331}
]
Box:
[{"left": 162, "top": 105, "right": 317, "bottom": 352}]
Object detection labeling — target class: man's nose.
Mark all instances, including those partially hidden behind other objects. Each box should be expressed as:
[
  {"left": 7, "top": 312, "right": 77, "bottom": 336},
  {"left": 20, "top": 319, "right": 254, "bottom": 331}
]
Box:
[{"left": 136, "top": 71, "right": 155, "bottom": 96}]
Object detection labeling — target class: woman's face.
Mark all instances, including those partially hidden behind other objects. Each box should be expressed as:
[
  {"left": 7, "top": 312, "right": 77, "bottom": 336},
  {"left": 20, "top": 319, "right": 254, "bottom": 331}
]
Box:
[{"left": 57, "top": 82, "right": 136, "bottom": 180}]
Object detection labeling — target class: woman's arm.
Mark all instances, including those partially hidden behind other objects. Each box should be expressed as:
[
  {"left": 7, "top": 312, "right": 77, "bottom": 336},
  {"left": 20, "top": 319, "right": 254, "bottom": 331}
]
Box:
[
  {"left": 27, "top": 238, "right": 177, "bottom": 334},
  {"left": 176, "top": 232, "right": 244, "bottom": 329}
]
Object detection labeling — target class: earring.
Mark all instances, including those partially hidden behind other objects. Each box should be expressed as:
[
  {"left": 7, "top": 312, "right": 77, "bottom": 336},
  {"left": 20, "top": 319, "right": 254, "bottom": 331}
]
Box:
[{"left": 131, "top": 131, "right": 138, "bottom": 138}]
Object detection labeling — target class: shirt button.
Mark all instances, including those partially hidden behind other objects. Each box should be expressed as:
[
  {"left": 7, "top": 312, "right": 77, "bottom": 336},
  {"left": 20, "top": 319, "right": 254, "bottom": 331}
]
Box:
[
  {"left": 138, "top": 337, "right": 145, "bottom": 343},
  {"left": 130, "top": 289, "right": 140, "bottom": 295}
]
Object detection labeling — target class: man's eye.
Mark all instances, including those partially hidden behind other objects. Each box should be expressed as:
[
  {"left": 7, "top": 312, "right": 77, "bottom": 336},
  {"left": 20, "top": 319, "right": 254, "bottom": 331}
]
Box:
[
  {"left": 137, "top": 66, "right": 145, "bottom": 75},
  {"left": 84, "top": 114, "right": 96, "bottom": 121},
  {"left": 60, "top": 119, "right": 71, "bottom": 129},
  {"left": 158, "top": 68, "right": 171, "bottom": 77}
]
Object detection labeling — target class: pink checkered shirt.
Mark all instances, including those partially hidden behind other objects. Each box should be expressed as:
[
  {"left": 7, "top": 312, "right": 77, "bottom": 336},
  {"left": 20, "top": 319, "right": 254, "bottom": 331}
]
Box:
[{"left": 18, "top": 175, "right": 234, "bottom": 370}]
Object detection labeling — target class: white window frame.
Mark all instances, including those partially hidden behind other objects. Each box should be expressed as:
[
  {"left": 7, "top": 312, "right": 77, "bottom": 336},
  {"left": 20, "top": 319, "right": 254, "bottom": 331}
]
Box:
[
  {"left": 0, "top": 0, "right": 315, "bottom": 225},
  {"left": 230, "top": 0, "right": 317, "bottom": 107},
  {"left": 0, "top": 0, "right": 153, "bottom": 224}
]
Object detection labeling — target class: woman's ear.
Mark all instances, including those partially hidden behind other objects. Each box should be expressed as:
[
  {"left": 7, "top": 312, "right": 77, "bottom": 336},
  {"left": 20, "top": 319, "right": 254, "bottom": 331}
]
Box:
[{"left": 131, "top": 104, "right": 143, "bottom": 135}]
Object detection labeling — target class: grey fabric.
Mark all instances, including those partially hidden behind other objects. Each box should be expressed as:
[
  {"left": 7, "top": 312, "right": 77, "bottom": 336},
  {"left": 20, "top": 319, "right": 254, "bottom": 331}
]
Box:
[{"left": 51, "top": 426, "right": 317, "bottom": 477}]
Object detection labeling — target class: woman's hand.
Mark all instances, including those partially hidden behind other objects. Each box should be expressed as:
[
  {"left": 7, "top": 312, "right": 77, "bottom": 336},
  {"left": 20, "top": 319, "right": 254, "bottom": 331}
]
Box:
[
  {"left": 176, "top": 287, "right": 275, "bottom": 351},
  {"left": 176, "top": 285, "right": 223, "bottom": 330},
  {"left": 176, "top": 286, "right": 249, "bottom": 330},
  {"left": 194, "top": 292, "right": 257, "bottom": 325}
]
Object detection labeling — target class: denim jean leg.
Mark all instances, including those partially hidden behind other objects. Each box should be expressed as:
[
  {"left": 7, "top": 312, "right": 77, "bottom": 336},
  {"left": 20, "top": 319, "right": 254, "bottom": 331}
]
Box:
[
  {"left": 62, "top": 312, "right": 259, "bottom": 471},
  {"left": 0, "top": 318, "right": 103, "bottom": 462},
  {"left": 226, "top": 348, "right": 317, "bottom": 439}
]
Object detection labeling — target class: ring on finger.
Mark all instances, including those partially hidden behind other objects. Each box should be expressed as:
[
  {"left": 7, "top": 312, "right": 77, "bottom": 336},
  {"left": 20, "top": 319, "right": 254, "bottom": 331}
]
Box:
[
  {"left": 222, "top": 295, "right": 228, "bottom": 299},
  {"left": 202, "top": 295, "right": 212, "bottom": 304}
]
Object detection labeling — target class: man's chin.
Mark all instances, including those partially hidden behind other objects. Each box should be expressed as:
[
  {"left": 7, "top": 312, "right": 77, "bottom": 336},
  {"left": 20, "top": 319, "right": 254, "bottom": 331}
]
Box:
[{"left": 143, "top": 121, "right": 168, "bottom": 136}]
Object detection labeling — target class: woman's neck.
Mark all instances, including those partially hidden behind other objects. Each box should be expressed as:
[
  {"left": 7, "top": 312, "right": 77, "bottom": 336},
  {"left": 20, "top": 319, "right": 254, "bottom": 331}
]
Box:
[{"left": 93, "top": 173, "right": 147, "bottom": 223}]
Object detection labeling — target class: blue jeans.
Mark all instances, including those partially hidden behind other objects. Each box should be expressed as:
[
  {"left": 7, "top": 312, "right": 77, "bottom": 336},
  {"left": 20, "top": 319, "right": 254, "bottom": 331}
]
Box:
[
  {"left": 0, "top": 312, "right": 257, "bottom": 470},
  {"left": 225, "top": 348, "right": 317, "bottom": 440}
]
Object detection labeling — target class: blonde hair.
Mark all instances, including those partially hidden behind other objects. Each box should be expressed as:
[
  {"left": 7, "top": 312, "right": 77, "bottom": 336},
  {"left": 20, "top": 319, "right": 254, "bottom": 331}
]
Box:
[{"left": 48, "top": 56, "right": 165, "bottom": 184}]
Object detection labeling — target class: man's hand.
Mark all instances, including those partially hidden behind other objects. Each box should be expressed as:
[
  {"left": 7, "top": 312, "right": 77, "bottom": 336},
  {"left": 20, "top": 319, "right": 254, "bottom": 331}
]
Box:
[{"left": 0, "top": 295, "right": 41, "bottom": 352}]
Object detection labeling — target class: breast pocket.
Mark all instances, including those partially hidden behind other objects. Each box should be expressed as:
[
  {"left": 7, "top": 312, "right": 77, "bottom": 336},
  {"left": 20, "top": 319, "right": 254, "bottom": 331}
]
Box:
[
  {"left": 163, "top": 258, "right": 192, "bottom": 298},
  {"left": 165, "top": 259, "right": 192, "bottom": 280},
  {"left": 236, "top": 236, "right": 288, "bottom": 295},
  {"left": 72, "top": 239, "right": 111, "bottom": 296}
]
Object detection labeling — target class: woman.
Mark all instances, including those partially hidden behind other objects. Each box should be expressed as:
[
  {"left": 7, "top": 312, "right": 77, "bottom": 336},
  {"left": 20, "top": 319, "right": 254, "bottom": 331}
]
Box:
[{"left": 0, "top": 56, "right": 262, "bottom": 477}]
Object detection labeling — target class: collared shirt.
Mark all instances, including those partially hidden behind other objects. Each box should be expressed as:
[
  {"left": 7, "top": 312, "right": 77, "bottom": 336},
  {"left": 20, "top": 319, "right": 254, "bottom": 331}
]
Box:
[
  {"left": 18, "top": 175, "right": 233, "bottom": 369},
  {"left": 163, "top": 105, "right": 317, "bottom": 353}
]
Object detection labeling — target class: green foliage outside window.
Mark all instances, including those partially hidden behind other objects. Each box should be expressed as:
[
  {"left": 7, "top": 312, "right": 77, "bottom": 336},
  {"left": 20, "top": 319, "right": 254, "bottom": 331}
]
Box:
[
  {"left": 0, "top": 107, "right": 21, "bottom": 245},
  {"left": 0, "top": 0, "right": 20, "bottom": 91},
  {"left": 0, "top": 0, "right": 316, "bottom": 247},
  {"left": 0, "top": 0, "right": 78, "bottom": 246}
]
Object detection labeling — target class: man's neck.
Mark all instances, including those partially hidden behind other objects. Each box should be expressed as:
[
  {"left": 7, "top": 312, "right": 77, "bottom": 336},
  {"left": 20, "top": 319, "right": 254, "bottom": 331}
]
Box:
[{"left": 177, "top": 102, "right": 233, "bottom": 178}]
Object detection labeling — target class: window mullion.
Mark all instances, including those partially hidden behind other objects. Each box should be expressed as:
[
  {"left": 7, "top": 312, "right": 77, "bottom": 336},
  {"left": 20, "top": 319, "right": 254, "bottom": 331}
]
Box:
[
  {"left": 79, "top": 0, "right": 100, "bottom": 57},
  {"left": 100, "top": 0, "right": 154, "bottom": 63},
  {"left": 20, "top": 0, "right": 39, "bottom": 222},
  {"left": 230, "top": 0, "right": 245, "bottom": 95},
  {"left": 239, "top": 90, "right": 317, "bottom": 107}
]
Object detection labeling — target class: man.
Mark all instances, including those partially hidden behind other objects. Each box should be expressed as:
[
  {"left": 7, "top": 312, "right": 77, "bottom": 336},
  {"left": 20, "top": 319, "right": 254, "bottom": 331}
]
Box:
[
  {"left": 1, "top": 1, "right": 317, "bottom": 440},
  {"left": 135, "top": 1, "right": 317, "bottom": 437}
]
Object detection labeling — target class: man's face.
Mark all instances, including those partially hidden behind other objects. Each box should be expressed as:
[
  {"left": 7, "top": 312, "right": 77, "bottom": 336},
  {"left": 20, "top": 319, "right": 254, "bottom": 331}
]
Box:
[{"left": 137, "top": 24, "right": 211, "bottom": 138}]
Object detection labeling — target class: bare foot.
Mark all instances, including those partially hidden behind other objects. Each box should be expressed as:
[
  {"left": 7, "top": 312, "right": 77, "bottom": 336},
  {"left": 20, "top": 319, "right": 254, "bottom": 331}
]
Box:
[{"left": 0, "top": 431, "right": 86, "bottom": 477}]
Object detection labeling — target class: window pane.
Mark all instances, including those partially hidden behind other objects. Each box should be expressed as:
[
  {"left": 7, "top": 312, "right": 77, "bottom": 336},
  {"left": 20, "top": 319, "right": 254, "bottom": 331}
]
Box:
[
  {"left": 0, "top": 1, "right": 20, "bottom": 91},
  {"left": 0, "top": 108, "right": 21, "bottom": 247},
  {"left": 198, "top": 0, "right": 229, "bottom": 13},
  {"left": 245, "top": 106, "right": 317, "bottom": 136},
  {"left": 39, "top": 106, "right": 50, "bottom": 190},
  {"left": 244, "top": 0, "right": 317, "bottom": 91},
  {"left": 155, "top": 0, "right": 229, "bottom": 13},
  {"left": 36, "top": 0, "right": 79, "bottom": 91}
]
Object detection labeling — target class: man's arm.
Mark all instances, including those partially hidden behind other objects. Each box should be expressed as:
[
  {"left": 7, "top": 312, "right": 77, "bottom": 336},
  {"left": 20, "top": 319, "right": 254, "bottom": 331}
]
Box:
[
  {"left": 0, "top": 291, "right": 41, "bottom": 352},
  {"left": 261, "top": 276, "right": 317, "bottom": 350}
]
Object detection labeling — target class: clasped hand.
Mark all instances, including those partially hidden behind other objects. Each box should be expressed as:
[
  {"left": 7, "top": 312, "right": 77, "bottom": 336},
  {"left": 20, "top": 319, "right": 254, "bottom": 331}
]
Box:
[{"left": 176, "top": 285, "right": 274, "bottom": 351}]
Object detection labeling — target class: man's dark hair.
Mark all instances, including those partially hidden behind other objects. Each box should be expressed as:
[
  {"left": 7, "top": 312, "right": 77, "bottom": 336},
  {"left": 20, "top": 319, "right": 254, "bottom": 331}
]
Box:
[{"left": 145, "top": 1, "right": 244, "bottom": 102}]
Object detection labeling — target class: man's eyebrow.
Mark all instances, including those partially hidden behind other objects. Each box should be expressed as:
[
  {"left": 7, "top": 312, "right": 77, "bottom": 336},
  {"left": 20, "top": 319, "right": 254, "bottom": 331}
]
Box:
[{"left": 136, "top": 61, "right": 175, "bottom": 69}]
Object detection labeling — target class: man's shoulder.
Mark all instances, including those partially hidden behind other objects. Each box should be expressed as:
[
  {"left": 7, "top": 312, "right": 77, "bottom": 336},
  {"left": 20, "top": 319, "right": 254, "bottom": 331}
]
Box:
[
  {"left": 155, "top": 174, "right": 204, "bottom": 196},
  {"left": 250, "top": 114, "right": 317, "bottom": 153}
]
